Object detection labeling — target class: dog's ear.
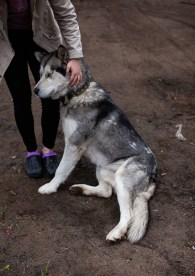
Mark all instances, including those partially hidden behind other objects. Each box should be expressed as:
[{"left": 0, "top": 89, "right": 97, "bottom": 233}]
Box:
[
  {"left": 34, "top": 51, "right": 47, "bottom": 62},
  {"left": 57, "top": 45, "right": 68, "bottom": 62}
]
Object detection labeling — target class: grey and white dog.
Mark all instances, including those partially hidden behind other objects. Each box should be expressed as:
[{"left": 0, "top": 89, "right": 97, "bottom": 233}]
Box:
[{"left": 34, "top": 45, "right": 157, "bottom": 243}]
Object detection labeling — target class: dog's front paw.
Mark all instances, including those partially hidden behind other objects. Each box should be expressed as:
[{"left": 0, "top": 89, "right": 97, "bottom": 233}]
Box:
[
  {"left": 106, "top": 226, "right": 126, "bottom": 243},
  {"left": 69, "top": 185, "right": 83, "bottom": 195},
  {"left": 38, "top": 183, "right": 57, "bottom": 194}
]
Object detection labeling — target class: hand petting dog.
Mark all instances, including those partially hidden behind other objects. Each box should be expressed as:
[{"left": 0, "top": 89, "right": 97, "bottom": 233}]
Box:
[{"left": 66, "top": 59, "right": 82, "bottom": 86}]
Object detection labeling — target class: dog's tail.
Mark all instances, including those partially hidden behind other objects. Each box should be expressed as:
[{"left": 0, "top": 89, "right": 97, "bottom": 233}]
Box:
[{"left": 127, "top": 183, "right": 155, "bottom": 243}]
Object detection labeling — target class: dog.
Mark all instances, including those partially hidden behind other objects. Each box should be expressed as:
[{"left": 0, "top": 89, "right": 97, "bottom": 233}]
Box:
[{"left": 34, "top": 45, "right": 157, "bottom": 243}]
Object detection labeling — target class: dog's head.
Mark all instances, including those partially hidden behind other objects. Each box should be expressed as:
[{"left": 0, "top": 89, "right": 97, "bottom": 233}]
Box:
[{"left": 34, "top": 45, "right": 69, "bottom": 99}]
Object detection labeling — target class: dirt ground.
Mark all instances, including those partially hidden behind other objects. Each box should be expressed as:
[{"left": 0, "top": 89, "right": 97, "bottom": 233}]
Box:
[{"left": 0, "top": 0, "right": 195, "bottom": 275}]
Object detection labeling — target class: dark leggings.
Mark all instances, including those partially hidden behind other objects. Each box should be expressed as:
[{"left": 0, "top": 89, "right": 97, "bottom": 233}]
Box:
[{"left": 4, "top": 29, "right": 60, "bottom": 152}]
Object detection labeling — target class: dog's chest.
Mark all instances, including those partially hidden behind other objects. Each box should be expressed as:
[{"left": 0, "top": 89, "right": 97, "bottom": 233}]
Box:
[{"left": 61, "top": 115, "right": 78, "bottom": 140}]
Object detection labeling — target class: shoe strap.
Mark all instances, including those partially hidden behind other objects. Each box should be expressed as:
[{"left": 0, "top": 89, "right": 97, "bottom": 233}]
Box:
[
  {"left": 26, "top": 151, "right": 41, "bottom": 158},
  {"left": 42, "top": 152, "right": 57, "bottom": 158}
]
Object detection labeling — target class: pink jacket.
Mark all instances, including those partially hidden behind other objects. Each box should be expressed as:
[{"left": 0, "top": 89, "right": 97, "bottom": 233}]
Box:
[{"left": 0, "top": 0, "right": 83, "bottom": 83}]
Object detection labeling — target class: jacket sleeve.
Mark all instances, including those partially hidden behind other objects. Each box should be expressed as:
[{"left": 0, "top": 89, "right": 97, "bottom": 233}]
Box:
[
  {"left": 0, "top": 18, "right": 14, "bottom": 83},
  {"left": 49, "top": 0, "right": 83, "bottom": 59}
]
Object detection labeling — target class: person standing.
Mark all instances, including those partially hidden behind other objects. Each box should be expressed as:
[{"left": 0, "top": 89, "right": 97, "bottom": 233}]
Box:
[{"left": 0, "top": 0, "right": 83, "bottom": 178}]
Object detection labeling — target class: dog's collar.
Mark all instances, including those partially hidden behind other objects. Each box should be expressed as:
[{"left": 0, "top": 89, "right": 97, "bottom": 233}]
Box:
[{"left": 59, "top": 81, "right": 90, "bottom": 106}]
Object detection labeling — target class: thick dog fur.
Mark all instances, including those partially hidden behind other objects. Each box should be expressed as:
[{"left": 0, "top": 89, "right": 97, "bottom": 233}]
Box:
[{"left": 34, "top": 45, "right": 157, "bottom": 243}]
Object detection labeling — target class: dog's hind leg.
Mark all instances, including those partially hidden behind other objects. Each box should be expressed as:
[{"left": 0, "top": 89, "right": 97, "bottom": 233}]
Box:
[
  {"left": 69, "top": 166, "right": 112, "bottom": 198},
  {"left": 106, "top": 181, "right": 133, "bottom": 242},
  {"left": 106, "top": 158, "right": 149, "bottom": 243},
  {"left": 69, "top": 181, "right": 112, "bottom": 198}
]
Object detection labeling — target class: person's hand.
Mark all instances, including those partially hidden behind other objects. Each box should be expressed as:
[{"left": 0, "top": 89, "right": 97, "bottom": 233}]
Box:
[{"left": 66, "top": 59, "right": 82, "bottom": 86}]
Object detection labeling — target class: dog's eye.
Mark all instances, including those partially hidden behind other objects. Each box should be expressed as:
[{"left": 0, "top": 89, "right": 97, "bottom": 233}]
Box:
[{"left": 46, "top": 72, "right": 53, "bottom": 78}]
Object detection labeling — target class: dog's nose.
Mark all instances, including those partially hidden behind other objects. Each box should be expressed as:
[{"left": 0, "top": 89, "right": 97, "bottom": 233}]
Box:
[{"left": 34, "top": 87, "right": 40, "bottom": 96}]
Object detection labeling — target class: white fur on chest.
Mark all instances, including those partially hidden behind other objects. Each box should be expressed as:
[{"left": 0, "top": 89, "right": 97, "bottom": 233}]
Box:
[{"left": 61, "top": 114, "right": 78, "bottom": 143}]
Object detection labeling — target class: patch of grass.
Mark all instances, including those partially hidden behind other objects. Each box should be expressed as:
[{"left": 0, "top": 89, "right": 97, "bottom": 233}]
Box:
[
  {"left": 41, "top": 261, "right": 50, "bottom": 276},
  {"left": 1, "top": 264, "right": 11, "bottom": 272}
]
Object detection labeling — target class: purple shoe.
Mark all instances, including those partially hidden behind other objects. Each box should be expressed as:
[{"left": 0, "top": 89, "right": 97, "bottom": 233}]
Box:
[
  {"left": 25, "top": 152, "right": 43, "bottom": 179},
  {"left": 42, "top": 152, "right": 59, "bottom": 178}
]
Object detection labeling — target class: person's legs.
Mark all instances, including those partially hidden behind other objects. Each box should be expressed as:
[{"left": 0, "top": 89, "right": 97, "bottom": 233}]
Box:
[
  {"left": 4, "top": 29, "right": 60, "bottom": 177},
  {"left": 28, "top": 38, "right": 60, "bottom": 177},
  {"left": 4, "top": 30, "right": 43, "bottom": 178}
]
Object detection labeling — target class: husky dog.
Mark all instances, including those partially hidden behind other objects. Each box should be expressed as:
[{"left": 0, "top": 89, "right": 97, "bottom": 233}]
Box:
[{"left": 34, "top": 45, "right": 157, "bottom": 243}]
